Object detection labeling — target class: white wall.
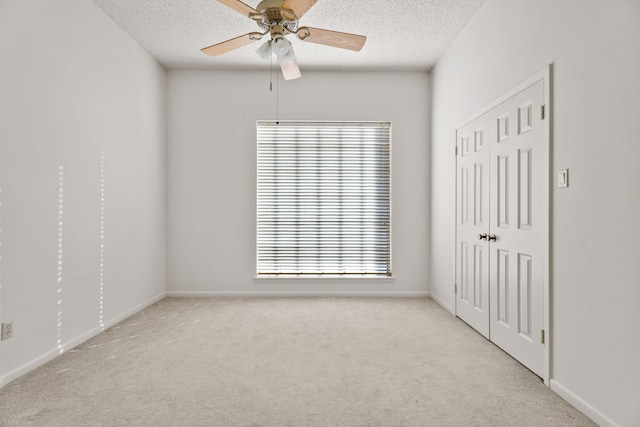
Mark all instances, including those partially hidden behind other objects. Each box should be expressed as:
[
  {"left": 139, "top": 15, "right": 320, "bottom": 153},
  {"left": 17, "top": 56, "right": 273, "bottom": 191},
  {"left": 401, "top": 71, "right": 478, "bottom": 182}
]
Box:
[
  {"left": 167, "top": 70, "right": 429, "bottom": 296},
  {"left": 430, "top": 0, "right": 640, "bottom": 426},
  {"left": 0, "top": 0, "right": 166, "bottom": 386}
]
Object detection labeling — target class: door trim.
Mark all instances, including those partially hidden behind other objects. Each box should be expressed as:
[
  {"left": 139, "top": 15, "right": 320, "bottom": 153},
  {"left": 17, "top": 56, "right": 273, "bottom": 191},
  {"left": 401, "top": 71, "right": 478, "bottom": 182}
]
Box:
[{"left": 454, "top": 64, "right": 551, "bottom": 386}]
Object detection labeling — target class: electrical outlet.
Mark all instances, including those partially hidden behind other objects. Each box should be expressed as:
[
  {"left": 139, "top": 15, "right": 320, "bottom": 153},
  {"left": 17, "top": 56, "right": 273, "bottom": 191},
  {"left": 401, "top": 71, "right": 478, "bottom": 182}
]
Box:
[{"left": 1, "top": 322, "right": 13, "bottom": 341}]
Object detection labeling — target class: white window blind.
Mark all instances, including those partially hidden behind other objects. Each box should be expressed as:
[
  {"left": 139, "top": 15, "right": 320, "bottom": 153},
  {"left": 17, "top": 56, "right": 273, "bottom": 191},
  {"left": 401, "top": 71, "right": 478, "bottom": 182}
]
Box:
[{"left": 257, "top": 121, "right": 391, "bottom": 276}]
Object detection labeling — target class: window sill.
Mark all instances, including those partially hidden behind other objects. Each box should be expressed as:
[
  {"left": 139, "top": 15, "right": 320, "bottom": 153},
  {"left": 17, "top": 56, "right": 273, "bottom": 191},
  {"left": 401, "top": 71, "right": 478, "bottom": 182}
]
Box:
[{"left": 254, "top": 275, "right": 395, "bottom": 283}]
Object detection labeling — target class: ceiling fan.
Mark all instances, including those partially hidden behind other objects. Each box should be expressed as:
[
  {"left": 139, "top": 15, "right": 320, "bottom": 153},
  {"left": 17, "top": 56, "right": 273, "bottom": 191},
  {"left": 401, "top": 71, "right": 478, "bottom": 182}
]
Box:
[{"left": 201, "top": 0, "right": 367, "bottom": 80}]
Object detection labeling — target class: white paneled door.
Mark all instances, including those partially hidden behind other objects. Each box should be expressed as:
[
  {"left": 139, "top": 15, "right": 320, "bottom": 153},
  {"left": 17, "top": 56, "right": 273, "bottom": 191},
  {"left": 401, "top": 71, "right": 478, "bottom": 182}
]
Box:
[
  {"left": 456, "top": 113, "right": 491, "bottom": 338},
  {"left": 456, "top": 74, "right": 549, "bottom": 378}
]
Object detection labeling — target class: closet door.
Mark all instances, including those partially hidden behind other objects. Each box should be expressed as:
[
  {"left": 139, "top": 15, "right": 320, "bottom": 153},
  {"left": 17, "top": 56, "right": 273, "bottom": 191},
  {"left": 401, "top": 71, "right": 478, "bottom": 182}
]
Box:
[
  {"left": 455, "top": 113, "right": 491, "bottom": 338},
  {"left": 455, "top": 72, "right": 549, "bottom": 379},
  {"left": 488, "top": 80, "right": 545, "bottom": 376}
]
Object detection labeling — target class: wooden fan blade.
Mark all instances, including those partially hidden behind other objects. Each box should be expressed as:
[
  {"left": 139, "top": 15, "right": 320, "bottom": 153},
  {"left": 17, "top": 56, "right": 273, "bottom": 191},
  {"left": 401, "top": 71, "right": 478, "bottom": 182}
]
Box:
[
  {"left": 279, "top": 58, "right": 301, "bottom": 80},
  {"left": 281, "top": 0, "right": 317, "bottom": 19},
  {"left": 297, "top": 26, "right": 366, "bottom": 51},
  {"left": 201, "top": 32, "right": 263, "bottom": 56},
  {"left": 217, "top": 0, "right": 259, "bottom": 18}
]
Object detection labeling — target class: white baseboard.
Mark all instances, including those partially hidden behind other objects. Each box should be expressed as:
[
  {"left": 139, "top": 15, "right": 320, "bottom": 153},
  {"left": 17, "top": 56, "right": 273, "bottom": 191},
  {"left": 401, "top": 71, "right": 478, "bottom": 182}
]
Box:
[
  {"left": 429, "top": 292, "right": 455, "bottom": 314},
  {"left": 166, "top": 291, "right": 430, "bottom": 298},
  {"left": 550, "top": 379, "right": 620, "bottom": 427},
  {"left": 0, "top": 292, "right": 165, "bottom": 389}
]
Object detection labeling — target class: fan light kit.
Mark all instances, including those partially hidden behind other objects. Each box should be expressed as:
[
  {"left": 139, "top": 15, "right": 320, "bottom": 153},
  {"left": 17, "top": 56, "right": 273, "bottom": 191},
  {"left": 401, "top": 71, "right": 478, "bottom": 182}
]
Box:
[{"left": 201, "top": 0, "right": 367, "bottom": 80}]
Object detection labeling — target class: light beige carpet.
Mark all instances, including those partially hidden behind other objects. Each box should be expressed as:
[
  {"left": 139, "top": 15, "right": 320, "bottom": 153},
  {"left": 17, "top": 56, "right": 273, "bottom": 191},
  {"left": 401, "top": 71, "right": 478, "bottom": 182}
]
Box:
[{"left": 0, "top": 298, "right": 594, "bottom": 426}]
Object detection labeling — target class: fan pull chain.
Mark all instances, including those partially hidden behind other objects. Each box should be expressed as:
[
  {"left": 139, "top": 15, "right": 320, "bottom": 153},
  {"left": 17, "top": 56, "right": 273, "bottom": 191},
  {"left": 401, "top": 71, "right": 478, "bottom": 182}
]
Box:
[
  {"left": 269, "top": 52, "right": 273, "bottom": 92},
  {"left": 267, "top": 51, "right": 279, "bottom": 122}
]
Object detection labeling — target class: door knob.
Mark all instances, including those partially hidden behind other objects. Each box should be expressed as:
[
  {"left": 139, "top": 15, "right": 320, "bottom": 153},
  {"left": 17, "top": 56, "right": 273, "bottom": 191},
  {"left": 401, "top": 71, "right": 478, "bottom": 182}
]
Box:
[
  {"left": 488, "top": 234, "right": 497, "bottom": 242},
  {"left": 478, "top": 233, "right": 488, "bottom": 241}
]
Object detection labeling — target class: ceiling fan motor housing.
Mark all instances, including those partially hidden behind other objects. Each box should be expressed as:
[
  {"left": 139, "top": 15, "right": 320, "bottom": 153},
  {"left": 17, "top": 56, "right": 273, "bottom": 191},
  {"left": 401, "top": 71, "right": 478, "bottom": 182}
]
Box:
[{"left": 255, "top": 0, "right": 299, "bottom": 33}]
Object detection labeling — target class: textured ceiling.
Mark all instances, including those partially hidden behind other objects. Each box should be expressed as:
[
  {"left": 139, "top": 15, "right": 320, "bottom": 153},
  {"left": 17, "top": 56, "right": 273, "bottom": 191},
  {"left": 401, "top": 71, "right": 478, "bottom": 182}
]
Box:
[{"left": 92, "top": 0, "right": 486, "bottom": 71}]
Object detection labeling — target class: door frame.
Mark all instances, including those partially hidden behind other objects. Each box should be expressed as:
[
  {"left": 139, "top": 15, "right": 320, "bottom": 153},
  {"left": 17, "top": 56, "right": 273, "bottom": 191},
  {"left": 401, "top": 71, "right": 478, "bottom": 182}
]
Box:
[{"left": 454, "top": 64, "right": 551, "bottom": 385}]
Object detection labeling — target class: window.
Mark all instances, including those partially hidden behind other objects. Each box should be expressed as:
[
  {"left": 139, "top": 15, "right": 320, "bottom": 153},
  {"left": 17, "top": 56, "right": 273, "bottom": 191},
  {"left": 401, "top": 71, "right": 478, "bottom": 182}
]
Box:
[{"left": 257, "top": 121, "right": 391, "bottom": 276}]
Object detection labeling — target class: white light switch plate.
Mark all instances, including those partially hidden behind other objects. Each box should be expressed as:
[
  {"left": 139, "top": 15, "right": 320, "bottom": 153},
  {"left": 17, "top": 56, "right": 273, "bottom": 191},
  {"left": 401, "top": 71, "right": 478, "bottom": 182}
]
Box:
[{"left": 558, "top": 169, "right": 569, "bottom": 188}]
